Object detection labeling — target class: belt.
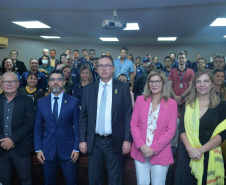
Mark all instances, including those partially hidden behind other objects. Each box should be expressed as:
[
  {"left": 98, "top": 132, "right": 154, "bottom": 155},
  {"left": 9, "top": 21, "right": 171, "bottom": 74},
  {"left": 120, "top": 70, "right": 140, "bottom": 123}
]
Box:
[{"left": 95, "top": 134, "right": 112, "bottom": 138}]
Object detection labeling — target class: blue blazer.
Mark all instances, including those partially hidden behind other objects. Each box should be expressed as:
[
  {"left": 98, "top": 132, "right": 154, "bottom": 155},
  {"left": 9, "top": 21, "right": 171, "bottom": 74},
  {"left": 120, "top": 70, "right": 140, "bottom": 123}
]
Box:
[{"left": 34, "top": 93, "right": 80, "bottom": 161}]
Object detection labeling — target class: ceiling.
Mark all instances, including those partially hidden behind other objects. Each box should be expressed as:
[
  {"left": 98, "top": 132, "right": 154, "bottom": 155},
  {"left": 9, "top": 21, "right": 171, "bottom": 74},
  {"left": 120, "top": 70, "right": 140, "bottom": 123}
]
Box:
[{"left": 1, "top": 0, "right": 226, "bottom": 46}]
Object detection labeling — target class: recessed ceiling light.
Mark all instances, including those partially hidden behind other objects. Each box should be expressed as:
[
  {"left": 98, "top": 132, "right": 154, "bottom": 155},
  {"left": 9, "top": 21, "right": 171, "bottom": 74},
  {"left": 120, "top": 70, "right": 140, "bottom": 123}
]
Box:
[
  {"left": 210, "top": 18, "right": 226, "bottom": 26},
  {"left": 123, "top": 23, "right": 139, "bottom": 30},
  {"left": 224, "top": 35, "right": 226, "bottom": 38},
  {"left": 40, "top": 36, "right": 61, "bottom": 39},
  {"left": 158, "top": 37, "right": 177, "bottom": 41},
  {"left": 100, "top": 37, "right": 119, "bottom": 41},
  {"left": 12, "top": 21, "right": 50, "bottom": 28}
]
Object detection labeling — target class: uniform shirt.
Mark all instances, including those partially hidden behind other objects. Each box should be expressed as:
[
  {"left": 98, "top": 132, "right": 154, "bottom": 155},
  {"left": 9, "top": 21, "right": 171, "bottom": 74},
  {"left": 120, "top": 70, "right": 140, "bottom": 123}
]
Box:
[
  {"left": 72, "top": 83, "right": 84, "bottom": 106},
  {"left": 172, "top": 60, "right": 179, "bottom": 69},
  {"left": 155, "top": 62, "right": 163, "bottom": 69},
  {"left": 162, "top": 66, "right": 171, "bottom": 77},
  {"left": 18, "top": 87, "right": 44, "bottom": 108},
  {"left": 20, "top": 71, "right": 48, "bottom": 92},
  {"left": 95, "top": 79, "right": 113, "bottom": 135}
]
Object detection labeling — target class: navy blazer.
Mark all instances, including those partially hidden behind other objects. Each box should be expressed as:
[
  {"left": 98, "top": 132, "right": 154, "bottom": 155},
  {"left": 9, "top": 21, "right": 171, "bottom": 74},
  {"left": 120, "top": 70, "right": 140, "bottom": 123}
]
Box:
[
  {"left": 34, "top": 93, "right": 80, "bottom": 161},
  {"left": 79, "top": 79, "right": 132, "bottom": 153}
]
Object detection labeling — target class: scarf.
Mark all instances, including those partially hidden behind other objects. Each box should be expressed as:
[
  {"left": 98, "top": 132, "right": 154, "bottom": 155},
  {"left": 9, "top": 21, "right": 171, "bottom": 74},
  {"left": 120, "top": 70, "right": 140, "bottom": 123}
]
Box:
[{"left": 184, "top": 98, "right": 225, "bottom": 185}]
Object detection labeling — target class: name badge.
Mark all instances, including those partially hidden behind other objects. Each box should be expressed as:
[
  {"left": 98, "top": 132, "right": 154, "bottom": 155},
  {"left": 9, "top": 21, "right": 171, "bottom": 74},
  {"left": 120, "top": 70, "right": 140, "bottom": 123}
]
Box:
[{"left": 180, "top": 83, "right": 183, "bottom": 88}]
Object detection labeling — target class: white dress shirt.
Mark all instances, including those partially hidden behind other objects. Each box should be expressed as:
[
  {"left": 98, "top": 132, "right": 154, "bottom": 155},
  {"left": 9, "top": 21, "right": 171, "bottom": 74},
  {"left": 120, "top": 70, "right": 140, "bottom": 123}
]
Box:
[
  {"left": 95, "top": 79, "right": 113, "bottom": 135},
  {"left": 51, "top": 92, "right": 63, "bottom": 117}
]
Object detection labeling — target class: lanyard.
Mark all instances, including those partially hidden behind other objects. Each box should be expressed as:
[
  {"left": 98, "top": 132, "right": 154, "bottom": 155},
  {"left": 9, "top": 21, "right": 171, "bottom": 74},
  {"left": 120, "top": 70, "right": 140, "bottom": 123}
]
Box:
[{"left": 177, "top": 69, "right": 186, "bottom": 81}]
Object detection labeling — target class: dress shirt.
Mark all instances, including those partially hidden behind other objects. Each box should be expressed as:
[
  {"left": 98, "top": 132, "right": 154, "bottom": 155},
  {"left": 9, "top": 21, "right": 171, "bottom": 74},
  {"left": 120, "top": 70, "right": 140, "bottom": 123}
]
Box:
[
  {"left": 95, "top": 79, "right": 113, "bottom": 135},
  {"left": 113, "top": 59, "right": 134, "bottom": 80},
  {"left": 51, "top": 92, "right": 63, "bottom": 117},
  {"left": 3, "top": 95, "right": 15, "bottom": 137}
]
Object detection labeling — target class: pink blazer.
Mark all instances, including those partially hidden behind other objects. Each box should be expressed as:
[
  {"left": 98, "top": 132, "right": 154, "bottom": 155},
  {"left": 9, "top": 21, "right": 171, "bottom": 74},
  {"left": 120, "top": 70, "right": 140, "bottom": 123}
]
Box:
[{"left": 130, "top": 95, "right": 178, "bottom": 165}]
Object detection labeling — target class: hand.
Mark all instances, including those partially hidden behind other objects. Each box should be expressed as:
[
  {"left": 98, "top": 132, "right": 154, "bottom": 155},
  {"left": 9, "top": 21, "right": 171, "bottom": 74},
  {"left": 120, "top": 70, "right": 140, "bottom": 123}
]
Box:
[
  {"left": 79, "top": 142, "right": 87, "bottom": 154},
  {"left": 130, "top": 86, "right": 133, "bottom": 91},
  {"left": 37, "top": 151, "right": 45, "bottom": 164},
  {"left": 71, "top": 151, "right": 79, "bottom": 163},
  {"left": 187, "top": 146, "right": 201, "bottom": 160},
  {"left": 140, "top": 145, "right": 155, "bottom": 158},
  {"left": 122, "top": 141, "right": 131, "bottom": 155},
  {"left": 0, "top": 138, "right": 14, "bottom": 150},
  {"left": 174, "top": 96, "right": 182, "bottom": 104}
]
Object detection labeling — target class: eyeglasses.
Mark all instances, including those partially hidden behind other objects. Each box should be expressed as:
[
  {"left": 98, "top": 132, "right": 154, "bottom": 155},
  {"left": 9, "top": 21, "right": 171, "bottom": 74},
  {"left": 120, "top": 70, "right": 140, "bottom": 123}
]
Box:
[
  {"left": 2, "top": 80, "right": 18, "bottom": 85},
  {"left": 49, "top": 78, "right": 63, "bottom": 82},
  {"left": 97, "top": 64, "right": 113, "bottom": 69},
  {"left": 148, "top": 80, "right": 162, "bottom": 85}
]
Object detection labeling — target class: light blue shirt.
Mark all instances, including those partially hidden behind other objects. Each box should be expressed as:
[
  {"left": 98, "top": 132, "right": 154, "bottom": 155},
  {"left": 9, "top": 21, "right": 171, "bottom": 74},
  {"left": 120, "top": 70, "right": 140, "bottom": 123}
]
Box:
[
  {"left": 95, "top": 79, "right": 113, "bottom": 135},
  {"left": 113, "top": 58, "right": 134, "bottom": 80},
  {"left": 51, "top": 92, "right": 63, "bottom": 116}
]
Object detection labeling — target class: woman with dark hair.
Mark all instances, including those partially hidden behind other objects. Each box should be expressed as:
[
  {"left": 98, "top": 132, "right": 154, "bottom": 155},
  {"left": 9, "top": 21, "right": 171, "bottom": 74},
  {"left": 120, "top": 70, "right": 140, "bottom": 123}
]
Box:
[
  {"left": 130, "top": 70, "right": 177, "bottom": 185},
  {"left": 213, "top": 68, "right": 226, "bottom": 100},
  {"left": 18, "top": 73, "right": 44, "bottom": 108},
  {"left": 175, "top": 70, "right": 226, "bottom": 185},
  {"left": 39, "top": 56, "right": 54, "bottom": 79},
  {"left": 61, "top": 65, "right": 73, "bottom": 95},
  {"left": 56, "top": 53, "right": 67, "bottom": 69},
  {"left": 72, "top": 64, "right": 93, "bottom": 106},
  {"left": 2, "top": 58, "right": 20, "bottom": 79}
]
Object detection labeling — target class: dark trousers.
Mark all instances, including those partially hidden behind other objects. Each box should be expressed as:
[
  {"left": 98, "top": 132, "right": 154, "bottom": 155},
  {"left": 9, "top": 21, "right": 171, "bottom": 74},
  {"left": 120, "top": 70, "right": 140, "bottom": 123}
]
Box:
[
  {"left": 42, "top": 150, "right": 77, "bottom": 185},
  {"left": 0, "top": 149, "right": 32, "bottom": 185},
  {"left": 88, "top": 135, "right": 124, "bottom": 185}
]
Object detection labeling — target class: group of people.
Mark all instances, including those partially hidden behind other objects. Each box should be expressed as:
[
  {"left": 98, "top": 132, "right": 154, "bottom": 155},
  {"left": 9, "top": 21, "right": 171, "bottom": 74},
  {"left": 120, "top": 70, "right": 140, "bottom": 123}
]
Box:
[{"left": 0, "top": 47, "right": 225, "bottom": 185}]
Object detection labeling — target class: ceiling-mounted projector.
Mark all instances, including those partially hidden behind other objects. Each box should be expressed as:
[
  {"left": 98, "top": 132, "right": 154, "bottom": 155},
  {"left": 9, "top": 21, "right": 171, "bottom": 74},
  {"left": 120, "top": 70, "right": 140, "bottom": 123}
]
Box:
[
  {"left": 102, "top": 10, "right": 126, "bottom": 30},
  {"left": 102, "top": 20, "right": 126, "bottom": 30}
]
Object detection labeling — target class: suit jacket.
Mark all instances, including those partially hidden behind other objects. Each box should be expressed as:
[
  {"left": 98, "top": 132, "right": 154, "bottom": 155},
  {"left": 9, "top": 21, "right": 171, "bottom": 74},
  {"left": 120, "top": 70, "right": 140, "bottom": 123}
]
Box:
[
  {"left": 53, "top": 59, "right": 61, "bottom": 68},
  {"left": 130, "top": 95, "right": 178, "bottom": 165},
  {"left": 0, "top": 93, "right": 35, "bottom": 156},
  {"left": 34, "top": 93, "right": 80, "bottom": 161},
  {"left": 79, "top": 79, "right": 132, "bottom": 153}
]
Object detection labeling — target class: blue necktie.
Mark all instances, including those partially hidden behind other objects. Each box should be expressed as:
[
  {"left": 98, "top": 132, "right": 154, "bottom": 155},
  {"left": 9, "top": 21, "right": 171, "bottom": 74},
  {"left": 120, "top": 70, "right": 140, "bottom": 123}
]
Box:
[
  {"left": 53, "top": 97, "right": 59, "bottom": 123},
  {"left": 97, "top": 84, "right": 107, "bottom": 135}
]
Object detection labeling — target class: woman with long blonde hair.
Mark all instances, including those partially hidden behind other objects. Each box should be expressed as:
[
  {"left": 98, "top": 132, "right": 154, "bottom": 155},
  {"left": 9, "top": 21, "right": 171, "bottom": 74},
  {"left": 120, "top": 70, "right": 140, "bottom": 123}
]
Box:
[
  {"left": 175, "top": 70, "right": 226, "bottom": 185},
  {"left": 130, "top": 70, "right": 177, "bottom": 185}
]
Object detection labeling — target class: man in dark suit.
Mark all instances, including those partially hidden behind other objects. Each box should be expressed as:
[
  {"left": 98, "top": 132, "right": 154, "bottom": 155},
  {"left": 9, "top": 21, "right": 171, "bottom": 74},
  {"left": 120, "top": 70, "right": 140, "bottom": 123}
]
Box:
[
  {"left": 34, "top": 69, "right": 80, "bottom": 185},
  {"left": 50, "top": 49, "right": 60, "bottom": 68},
  {"left": 79, "top": 55, "right": 132, "bottom": 185},
  {"left": 0, "top": 72, "right": 35, "bottom": 185}
]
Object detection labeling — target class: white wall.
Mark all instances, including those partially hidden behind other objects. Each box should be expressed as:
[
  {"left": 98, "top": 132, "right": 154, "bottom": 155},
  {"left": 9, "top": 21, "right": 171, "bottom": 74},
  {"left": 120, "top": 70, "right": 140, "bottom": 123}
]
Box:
[{"left": 0, "top": 36, "right": 226, "bottom": 68}]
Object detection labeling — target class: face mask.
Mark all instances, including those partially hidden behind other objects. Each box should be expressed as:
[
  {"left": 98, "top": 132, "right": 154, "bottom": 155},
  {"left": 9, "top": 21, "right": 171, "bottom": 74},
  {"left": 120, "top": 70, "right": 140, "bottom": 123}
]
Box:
[{"left": 42, "top": 60, "right": 48, "bottom": 65}]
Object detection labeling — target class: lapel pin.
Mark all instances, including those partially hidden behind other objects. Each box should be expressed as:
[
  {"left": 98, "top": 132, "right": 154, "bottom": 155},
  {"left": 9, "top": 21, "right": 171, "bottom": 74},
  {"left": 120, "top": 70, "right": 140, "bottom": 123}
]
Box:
[
  {"left": 65, "top": 100, "right": 67, "bottom": 103},
  {"left": 115, "top": 89, "right": 118, "bottom": 94}
]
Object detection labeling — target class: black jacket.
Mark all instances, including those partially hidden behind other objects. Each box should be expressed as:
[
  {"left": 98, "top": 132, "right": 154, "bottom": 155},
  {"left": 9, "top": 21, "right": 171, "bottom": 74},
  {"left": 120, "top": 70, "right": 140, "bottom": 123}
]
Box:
[{"left": 0, "top": 93, "right": 35, "bottom": 156}]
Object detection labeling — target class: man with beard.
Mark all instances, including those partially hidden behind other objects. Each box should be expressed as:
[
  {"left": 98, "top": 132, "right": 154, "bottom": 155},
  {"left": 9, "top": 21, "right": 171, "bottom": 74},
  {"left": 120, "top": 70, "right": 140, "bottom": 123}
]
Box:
[
  {"left": 34, "top": 69, "right": 80, "bottom": 185},
  {"left": 50, "top": 50, "right": 60, "bottom": 68}
]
